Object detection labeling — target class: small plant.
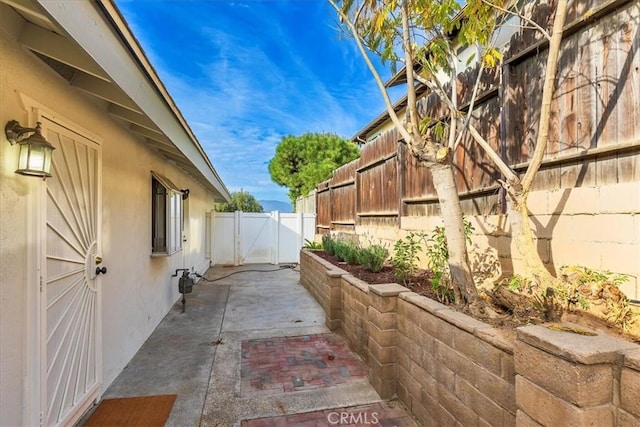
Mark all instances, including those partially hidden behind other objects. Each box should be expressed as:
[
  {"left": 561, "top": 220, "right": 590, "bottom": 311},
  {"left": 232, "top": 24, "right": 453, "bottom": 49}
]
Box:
[
  {"left": 359, "top": 244, "right": 389, "bottom": 273},
  {"left": 390, "top": 232, "right": 426, "bottom": 284},
  {"left": 334, "top": 239, "right": 360, "bottom": 265},
  {"left": 303, "top": 239, "right": 322, "bottom": 250},
  {"left": 322, "top": 235, "right": 336, "bottom": 256},
  {"left": 425, "top": 217, "right": 474, "bottom": 303},
  {"left": 506, "top": 275, "right": 528, "bottom": 292}
]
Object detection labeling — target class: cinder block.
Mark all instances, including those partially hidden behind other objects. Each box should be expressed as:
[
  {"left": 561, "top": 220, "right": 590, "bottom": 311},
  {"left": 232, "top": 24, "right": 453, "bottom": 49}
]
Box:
[
  {"left": 397, "top": 381, "right": 410, "bottom": 408},
  {"left": 368, "top": 338, "right": 396, "bottom": 362},
  {"left": 372, "top": 377, "right": 396, "bottom": 400},
  {"left": 501, "top": 352, "right": 516, "bottom": 382},
  {"left": 326, "top": 317, "right": 341, "bottom": 331},
  {"left": 621, "top": 368, "right": 640, "bottom": 418},
  {"left": 434, "top": 364, "right": 456, "bottom": 394},
  {"left": 399, "top": 297, "right": 429, "bottom": 328},
  {"left": 515, "top": 340, "right": 613, "bottom": 407},
  {"left": 476, "top": 366, "right": 516, "bottom": 413},
  {"left": 496, "top": 234, "right": 515, "bottom": 259},
  {"left": 397, "top": 346, "right": 410, "bottom": 370},
  {"left": 617, "top": 408, "right": 640, "bottom": 427},
  {"left": 453, "top": 328, "right": 503, "bottom": 377},
  {"left": 599, "top": 182, "right": 640, "bottom": 214},
  {"left": 368, "top": 323, "right": 397, "bottom": 348},
  {"left": 474, "top": 324, "right": 515, "bottom": 354},
  {"left": 435, "top": 339, "right": 478, "bottom": 386},
  {"left": 547, "top": 188, "right": 571, "bottom": 215},
  {"left": 368, "top": 306, "right": 397, "bottom": 330},
  {"left": 600, "top": 243, "right": 640, "bottom": 276},
  {"left": 456, "top": 376, "right": 510, "bottom": 425},
  {"left": 516, "top": 375, "right": 614, "bottom": 426},
  {"left": 550, "top": 240, "right": 603, "bottom": 268},
  {"left": 399, "top": 364, "right": 421, "bottom": 398},
  {"left": 410, "top": 397, "right": 431, "bottom": 426},
  {"left": 409, "top": 359, "right": 436, "bottom": 396},
  {"left": 527, "top": 190, "right": 548, "bottom": 216},
  {"left": 420, "top": 312, "right": 456, "bottom": 348},
  {"left": 618, "top": 277, "right": 639, "bottom": 301},
  {"left": 560, "top": 187, "right": 600, "bottom": 215},
  {"left": 436, "top": 383, "right": 479, "bottom": 426},
  {"left": 516, "top": 410, "right": 543, "bottom": 427},
  {"left": 368, "top": 357, "right": 396, "bottom": 380},
  {"left": 368, "top": 292, "right": 398, "bottom": 313},
  {"left": 400, "top": 332, "right": 423, "bottom": 364},
  {"left": 572, "top": 214, "right": 636, "bottom": 244}
]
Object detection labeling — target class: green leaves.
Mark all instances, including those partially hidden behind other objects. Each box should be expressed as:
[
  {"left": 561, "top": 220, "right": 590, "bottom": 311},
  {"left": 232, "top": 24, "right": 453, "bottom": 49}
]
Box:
[
  {"left": 215, "top": 190, "right": 263, "bottom": 212},
  {"left": 390, "top": 231, "right": 426, "bottom": 284},
  {"left": 268, "top": 133, "right": 360, "bottom": 205}
]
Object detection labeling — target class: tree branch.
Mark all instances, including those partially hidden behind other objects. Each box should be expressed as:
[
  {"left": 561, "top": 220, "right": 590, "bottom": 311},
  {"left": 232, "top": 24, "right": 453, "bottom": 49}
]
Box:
[
  {"left": 327, "top": 0, "right": 413, "bottom": 144},
  {"left": 468, "top": 124, "right": 518, "bottom": 182},
  {"left": 401, "top": 1, "right": 421, "bottom": 135},
  {"left": 481, "top": 0, "right": 551, "bottom": 41},
  {"left": 520, "top": 0, "right": 568, "bottom": 192}
]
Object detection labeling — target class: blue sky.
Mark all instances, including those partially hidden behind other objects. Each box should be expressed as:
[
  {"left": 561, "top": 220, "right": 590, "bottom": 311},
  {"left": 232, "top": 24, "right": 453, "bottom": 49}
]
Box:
[{"left": 115, "top": 0, "right": 401, "bottom": 204}]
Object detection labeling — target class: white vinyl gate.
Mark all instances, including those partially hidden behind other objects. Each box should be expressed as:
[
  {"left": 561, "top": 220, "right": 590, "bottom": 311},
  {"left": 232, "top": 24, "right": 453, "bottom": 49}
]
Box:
[{"left": 212, "top": 211, "right": 315, "bottom": 265}]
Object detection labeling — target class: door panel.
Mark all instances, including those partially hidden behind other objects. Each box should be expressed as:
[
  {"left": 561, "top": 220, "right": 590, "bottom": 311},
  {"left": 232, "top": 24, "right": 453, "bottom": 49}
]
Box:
[
  {"left": 240, "top": 213, "right": 272, "bottom": 264},
  {"left": 43, "top": 120, "right": 101, "bottom": 426}
]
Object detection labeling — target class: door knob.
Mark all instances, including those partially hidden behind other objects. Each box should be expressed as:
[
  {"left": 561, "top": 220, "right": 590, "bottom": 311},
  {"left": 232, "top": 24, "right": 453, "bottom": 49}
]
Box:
[{"left": 96, "top": 266, "right": 107, "bottom": 275}]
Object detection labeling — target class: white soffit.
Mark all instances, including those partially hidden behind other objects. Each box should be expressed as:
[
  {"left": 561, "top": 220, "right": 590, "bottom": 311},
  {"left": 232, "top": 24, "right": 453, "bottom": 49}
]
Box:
[{"left": 1, "top": 0, "right": 230, "bottom": 201}]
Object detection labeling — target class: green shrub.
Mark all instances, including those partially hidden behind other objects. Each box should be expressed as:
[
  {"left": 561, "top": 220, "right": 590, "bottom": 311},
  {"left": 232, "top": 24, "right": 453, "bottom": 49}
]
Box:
[
  {"left": 359, "top": 244, "right": 389, "bottom": 272},
  {"left": 390, "top": 232, "right": 426, "bottom": 284},
  {"left": 425, "top": 217, "right": 474, "bottom": 303},
  {"left": 303, "top": 239, "right": 322, "bottom": 250},
  {"left": 334, "top": 239, "right": 360, "bottom": 265},
  {"left": 322, "top": 235, "right": 336, "bottom": 256}
]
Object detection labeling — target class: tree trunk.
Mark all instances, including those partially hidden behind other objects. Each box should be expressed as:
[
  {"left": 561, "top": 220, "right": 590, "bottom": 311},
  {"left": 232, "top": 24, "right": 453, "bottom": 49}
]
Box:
[
  {"left": 503, "top": 0, "right": 568, "bottom": 288},
  {"left": 430, "top": 161, "right": 478, "bottom": 305},
  {"left": 505, "top": 185, "right": 555, "bottom": 283}
]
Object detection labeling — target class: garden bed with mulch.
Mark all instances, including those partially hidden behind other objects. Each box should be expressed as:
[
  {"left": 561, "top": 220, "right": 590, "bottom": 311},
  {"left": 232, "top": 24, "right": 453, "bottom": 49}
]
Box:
[{"left": 310, "top": 250, "right": 640, "bottom": 343}]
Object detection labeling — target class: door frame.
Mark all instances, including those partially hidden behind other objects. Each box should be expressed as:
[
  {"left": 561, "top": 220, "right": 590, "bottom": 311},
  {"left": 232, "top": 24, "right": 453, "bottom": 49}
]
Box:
[{"left": 20, "top": 94, "right": 103, "bottom": 426}]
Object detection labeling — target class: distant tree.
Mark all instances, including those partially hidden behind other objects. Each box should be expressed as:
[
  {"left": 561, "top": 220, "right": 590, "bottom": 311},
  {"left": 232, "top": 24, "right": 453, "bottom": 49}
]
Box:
[
  {"left": 215, "top": 190, "right": 263, "bottom": 212},
  {"left": 268, "top": 132, "right": 360, "bottom": 205}
]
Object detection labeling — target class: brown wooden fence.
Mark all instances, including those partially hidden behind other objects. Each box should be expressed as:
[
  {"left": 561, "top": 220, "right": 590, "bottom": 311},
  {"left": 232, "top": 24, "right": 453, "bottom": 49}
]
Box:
[{"left": 316, "top": 0, "right": 640, "bottom": 235}]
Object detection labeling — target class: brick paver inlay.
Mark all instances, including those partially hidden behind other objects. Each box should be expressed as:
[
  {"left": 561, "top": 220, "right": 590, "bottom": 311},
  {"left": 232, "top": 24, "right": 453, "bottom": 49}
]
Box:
[
  {"left": 241, "top": 401, "right": 418, "bottom": 426},
  {"left": 240, "top": 334, "right": 367, "bottom": 395}
]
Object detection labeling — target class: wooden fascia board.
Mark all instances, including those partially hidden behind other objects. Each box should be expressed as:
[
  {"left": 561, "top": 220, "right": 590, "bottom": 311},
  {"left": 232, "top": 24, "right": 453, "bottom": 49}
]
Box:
[
  {"left": 18, "top": 21, "right": 110, "bottom": 81},
  {"left": 36, "top": 0, "right": 230, "bottom": 201}
]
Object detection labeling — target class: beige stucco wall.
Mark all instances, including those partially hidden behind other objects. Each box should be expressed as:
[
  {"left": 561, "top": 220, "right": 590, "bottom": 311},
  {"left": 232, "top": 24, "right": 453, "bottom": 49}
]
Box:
[
  {"left": 0, "top": 30, "right": 216, "bottom": 425},
  {"left": 353, "top": 183, "right": 640, "bottom": 301}
]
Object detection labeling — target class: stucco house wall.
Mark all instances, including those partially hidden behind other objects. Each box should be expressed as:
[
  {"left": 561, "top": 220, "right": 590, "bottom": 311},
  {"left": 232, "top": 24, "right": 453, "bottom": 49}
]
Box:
[{"left": 0, "top": 9, "right": 224, "bottom": 425}]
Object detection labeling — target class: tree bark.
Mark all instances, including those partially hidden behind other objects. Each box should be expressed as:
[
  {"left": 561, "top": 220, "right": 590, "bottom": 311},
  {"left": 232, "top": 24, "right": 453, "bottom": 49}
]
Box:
[
  {"left": 429, "top": 160, "right": 478, "bottom": 304},
  {"left": 505, "top": 183, "right": 555, "bottom": 282},
  {"left": 503, "top": 0, "right": 568, "bottom": 288}
]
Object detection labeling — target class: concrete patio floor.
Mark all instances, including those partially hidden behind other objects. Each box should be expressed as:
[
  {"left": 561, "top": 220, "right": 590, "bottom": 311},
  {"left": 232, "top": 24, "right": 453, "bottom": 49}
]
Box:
[{"left": 81, "top": 264, "right": 417, "bottom": 426}]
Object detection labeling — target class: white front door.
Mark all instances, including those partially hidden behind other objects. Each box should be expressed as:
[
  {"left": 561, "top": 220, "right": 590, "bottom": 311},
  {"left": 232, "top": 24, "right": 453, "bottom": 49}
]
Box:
[{"left": 41, "top": 118, "right": 102, "bottom": 426}]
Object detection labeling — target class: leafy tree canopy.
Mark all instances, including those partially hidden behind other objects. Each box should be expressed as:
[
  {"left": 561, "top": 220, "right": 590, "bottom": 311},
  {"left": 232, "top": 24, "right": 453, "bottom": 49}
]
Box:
[
  {"left": 215, "top": 190, "right": 263, "bottom": 212},
  {"left": 268, "top": 132, "right": 360, "bottom": 204}
]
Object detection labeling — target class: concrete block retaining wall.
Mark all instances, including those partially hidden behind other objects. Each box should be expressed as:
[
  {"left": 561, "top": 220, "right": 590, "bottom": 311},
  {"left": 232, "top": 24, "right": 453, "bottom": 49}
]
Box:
[{"left": 300, "top": 249, "right": 640, "bottom": 426}]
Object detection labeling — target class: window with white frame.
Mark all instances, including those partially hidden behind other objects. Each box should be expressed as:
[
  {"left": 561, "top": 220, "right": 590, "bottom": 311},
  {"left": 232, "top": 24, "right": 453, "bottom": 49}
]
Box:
[{"left": 151, "top": 172, "right": 183, "bottom": 255}]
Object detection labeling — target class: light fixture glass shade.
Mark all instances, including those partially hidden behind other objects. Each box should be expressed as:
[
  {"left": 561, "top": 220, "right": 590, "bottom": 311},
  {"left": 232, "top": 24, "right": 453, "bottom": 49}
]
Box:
[{"left": 15, "top": 128, "right": 55, "bottom": 177}]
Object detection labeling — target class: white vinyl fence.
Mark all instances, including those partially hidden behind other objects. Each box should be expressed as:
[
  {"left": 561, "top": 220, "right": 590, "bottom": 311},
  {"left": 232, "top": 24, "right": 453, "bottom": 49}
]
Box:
[{"left": 211, "top": 211, "right": 316, "bottom": 265}]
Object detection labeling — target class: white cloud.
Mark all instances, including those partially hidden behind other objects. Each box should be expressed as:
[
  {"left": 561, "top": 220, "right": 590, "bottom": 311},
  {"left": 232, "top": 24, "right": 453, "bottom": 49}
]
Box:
[{"left": 115, "top": 0, "right": 396, "bottom": 201}]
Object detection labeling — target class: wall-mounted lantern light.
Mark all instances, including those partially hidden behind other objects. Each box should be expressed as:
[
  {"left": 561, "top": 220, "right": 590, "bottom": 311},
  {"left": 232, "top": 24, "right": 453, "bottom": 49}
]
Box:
[{"left": 5, "top": 120, "right": 55, "bottom": 178}]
